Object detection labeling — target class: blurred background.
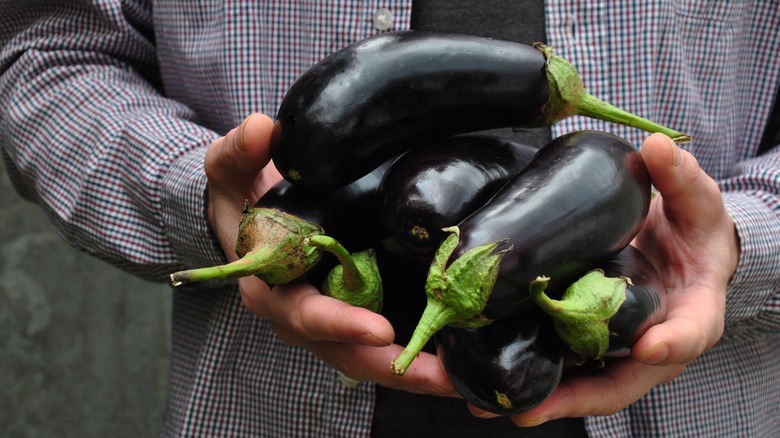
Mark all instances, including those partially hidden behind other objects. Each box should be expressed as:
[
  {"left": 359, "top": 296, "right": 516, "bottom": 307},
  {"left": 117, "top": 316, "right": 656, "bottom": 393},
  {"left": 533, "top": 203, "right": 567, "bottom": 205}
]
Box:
[{"left": 0, "top": 163, "right": 172, "bottom": 437}]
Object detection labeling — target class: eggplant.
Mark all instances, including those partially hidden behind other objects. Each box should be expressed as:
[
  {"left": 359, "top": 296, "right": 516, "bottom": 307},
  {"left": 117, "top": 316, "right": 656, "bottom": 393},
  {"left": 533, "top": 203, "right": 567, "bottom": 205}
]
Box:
[
  {"left": 168, "top": 160, "right": 394, "bottom": 287},
  {"left": 306, "top": 235, "right": 383, "bottom": 313},
  {"left": 435, "top": 308, "right": 565, "bottom": 415},
  {"left": 391, "top": 130, "right": 650, "bottom": 375},
  {"left": 271, "top": 31, "right": 689, "bottom": 189},
  {"left": 530, "top": 245, "right": 667, "bottom": 361},
  {"left": 378, "top": 134, "right": 537, "bottom": 264},
  {"left": 257, "top": 159, "right": 394, "bottom": 252}
]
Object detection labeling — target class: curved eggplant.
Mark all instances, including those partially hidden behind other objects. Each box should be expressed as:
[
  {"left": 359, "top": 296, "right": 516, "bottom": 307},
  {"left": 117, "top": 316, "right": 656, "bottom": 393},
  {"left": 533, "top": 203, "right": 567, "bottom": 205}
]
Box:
[
  {"left": 391, "top": 130, "right": 650, "bottom": 375},
  {"left": 271, "top": 31, "right": 689, "bottom": 189},
  {"left": 168, "top": 160, "right": 393, "bottom": 287},
  {"left": 435, "top": 308, "right": 565, "bottom": 415},
  {"left": 378, "top": 134, "right": 537, "bottom": 264},
  {"left": 530, "top": 245, "right": 667, "bottom": 360}
]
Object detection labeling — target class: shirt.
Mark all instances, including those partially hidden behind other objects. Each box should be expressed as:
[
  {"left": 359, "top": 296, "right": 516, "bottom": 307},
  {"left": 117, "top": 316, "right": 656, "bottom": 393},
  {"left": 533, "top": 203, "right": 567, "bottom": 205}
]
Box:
[{"left": 1, "top": 1, "right": 779, "bottom": 437}]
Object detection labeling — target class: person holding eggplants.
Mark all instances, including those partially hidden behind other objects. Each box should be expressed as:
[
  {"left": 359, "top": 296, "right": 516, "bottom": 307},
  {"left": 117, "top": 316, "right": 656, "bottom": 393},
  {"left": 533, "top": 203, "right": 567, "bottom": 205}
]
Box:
[{"left": 1, "top": 1, "right": 778, "bottom": 437}]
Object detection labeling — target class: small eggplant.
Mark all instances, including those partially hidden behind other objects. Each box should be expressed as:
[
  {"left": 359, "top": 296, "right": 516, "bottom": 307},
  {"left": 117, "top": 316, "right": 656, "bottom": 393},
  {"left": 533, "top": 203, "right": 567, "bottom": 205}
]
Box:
[
  {"left": 391, "top": 130, "right": 650, "bottom": 375},
  {"left": 168, "top": 160, "right": 393, "bottom": 287},
  {"left": 271, "top": 31, "right": 689, "bottom": 189},
  {"left": 306, "top": 235, "right": 383, "bottom": 313},
  {"left": 378, "top": 134, "right": 537, "bottom": 264},
  {"left": 530, "top": 245, "right": 666, "bottom": 361},
  {"left": 435, "top": 308, "right": 565, "bottom": 415}
]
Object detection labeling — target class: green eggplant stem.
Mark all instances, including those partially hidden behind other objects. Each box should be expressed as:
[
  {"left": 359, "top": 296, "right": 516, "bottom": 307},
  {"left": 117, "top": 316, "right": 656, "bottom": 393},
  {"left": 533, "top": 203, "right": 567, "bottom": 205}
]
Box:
[
  {"left": 390, "top": 297, "right": 457, "bottom": 376},
  {"left": 306, "top": 235, "right": 383, "bottom": 313},
  {"left": 170, "top": 250, "right": 277, "bottom": 286},
  {"left": 390, "top": 226, "right": 503, "bottom": 376},
  {"left": 529, "top": 272, "right": 629, "bottom": 360},
  {"left": 537, "top": 43, "right": 692, "bottom": 143},
  {"left": 307, "top": 235, "right": 364, "bottom": 292}
]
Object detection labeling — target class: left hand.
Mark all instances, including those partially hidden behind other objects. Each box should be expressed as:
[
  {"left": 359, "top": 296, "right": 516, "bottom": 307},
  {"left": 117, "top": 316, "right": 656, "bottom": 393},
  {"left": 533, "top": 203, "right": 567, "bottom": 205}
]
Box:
[{"left": 471, "top": 132, "right": 740, "bottom": 426}]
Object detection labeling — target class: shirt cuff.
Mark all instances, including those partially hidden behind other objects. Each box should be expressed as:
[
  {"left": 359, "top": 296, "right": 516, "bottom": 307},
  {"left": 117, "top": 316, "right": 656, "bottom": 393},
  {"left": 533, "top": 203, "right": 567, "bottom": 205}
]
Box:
[
  {"left": 722, "top": 192, "right": 780, "bottom": 322},
  {"left": 160, "top": 140, "right": 227, "bottom": 273}
]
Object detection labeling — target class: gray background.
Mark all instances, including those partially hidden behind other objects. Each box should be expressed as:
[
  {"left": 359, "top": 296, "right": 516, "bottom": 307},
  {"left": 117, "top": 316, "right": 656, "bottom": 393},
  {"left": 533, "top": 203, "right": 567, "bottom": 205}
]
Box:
[{"left": 0, "top": 163, "right": 172, "bottom": 437}]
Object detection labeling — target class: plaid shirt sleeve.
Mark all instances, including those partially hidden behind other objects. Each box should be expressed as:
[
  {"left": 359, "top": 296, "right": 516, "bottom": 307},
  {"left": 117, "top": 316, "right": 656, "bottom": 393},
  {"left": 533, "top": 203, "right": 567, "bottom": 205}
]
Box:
[{"left": 0, "top": 0, "right": 225, "bottom": 281}]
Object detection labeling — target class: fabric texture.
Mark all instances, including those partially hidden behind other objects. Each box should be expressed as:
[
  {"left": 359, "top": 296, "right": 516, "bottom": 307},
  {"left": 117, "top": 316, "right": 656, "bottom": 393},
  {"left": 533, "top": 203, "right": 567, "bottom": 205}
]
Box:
[{"left": 1, "top": 1, "right": 779, "bottom": 437}]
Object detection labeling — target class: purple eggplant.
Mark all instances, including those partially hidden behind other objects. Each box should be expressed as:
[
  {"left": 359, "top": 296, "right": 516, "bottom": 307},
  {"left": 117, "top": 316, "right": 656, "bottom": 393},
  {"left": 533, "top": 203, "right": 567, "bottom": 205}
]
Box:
[
  {"left": 435, "top": 308, "right": 565, "bottom": 415},
  {"left": 271, "top": 31, "right": 688, "bottom": 189},
  {"left": 391, "top": 130, "right": 651, "bottom": 375},
  {"left": 530, "top": 245, "right": 667, "bottom": 361},
  {"left": 378, "top": 134, "right": 537, "bottom": 264}
]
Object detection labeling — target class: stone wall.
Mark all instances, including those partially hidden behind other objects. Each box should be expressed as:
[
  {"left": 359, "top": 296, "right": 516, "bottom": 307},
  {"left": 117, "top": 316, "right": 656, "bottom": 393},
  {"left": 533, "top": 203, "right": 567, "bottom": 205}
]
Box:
[{"left": 0, "top": 164, "right": 171, "bottom": 438}]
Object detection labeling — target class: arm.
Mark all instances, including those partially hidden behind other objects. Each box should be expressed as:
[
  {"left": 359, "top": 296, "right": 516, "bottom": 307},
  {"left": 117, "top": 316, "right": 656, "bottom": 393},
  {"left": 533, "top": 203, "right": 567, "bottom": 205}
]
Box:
[
  {"left": 1, "top": 2, "right": 455, "bottom": 397},
  {"left": 0, "top": 1, "right": 222, "bottom": 280}
]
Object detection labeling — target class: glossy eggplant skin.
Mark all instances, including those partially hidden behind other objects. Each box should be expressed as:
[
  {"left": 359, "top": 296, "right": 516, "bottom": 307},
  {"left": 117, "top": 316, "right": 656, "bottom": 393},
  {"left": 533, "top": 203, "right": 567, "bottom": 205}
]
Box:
[
  {"left": 256, "top": 159, "right": 394, "bottom": 252},
  {"left": 459, "top": 130, "right": 651, "bottom": 319},
  {"left": 601, "top": 246, "right": 667, "bottom": 358},
  {"left": 378, "top": 134, "right": 537, "bottom": 265},
  {"left": 271, "top": 31, "right": 549, "bottom": 189},
  {"left": 435, "top": 308, "right": 565, "bottom": 415}
]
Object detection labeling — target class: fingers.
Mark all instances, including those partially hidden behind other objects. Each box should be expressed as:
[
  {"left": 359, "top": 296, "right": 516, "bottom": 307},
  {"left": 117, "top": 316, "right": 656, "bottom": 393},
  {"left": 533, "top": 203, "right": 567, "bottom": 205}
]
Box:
[
  {"left": 501, "top": 360, "right": 684, "bottom": 426},
  {"left": 635, "top": 133, "right": 732, "bottom": 365},
  {"left": 205, "top": 114, "right": 280, "bottom": 257},
  {"left": 633, "top": 285, "right": 724, "bottom": 365},
  {"left": 287, "top": 334, "right": 458, "bottom": 396},
  {"left": 240, "top": 279, "right": 394, "bottom": 346},
  {"left": 640, "top": 133, "right": 725, "bottom": 230},
  {"left": 204, "top": 113, "right": 276, "bottom": 197},
  {"left": 240, "top": 278, "right": 456, "bottom": 397}
]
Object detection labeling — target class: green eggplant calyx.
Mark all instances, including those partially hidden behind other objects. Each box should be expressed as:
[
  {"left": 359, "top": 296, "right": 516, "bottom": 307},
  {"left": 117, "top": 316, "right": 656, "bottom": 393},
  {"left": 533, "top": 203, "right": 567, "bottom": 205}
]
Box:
[
  {"left": 307, "top": 235, "right": 383, "bottom": 313},
  {"left": 169, "top": 207, "right": 323, "bottom": 287},
  {"left": 390, "top": 226, "right": 503, "bottom": 376},
  {"left": 529, "top": 271, "right": 629, "bottom": 360},
  {"left": 535, "top": 43, "right": 691, "bottom": 143}
]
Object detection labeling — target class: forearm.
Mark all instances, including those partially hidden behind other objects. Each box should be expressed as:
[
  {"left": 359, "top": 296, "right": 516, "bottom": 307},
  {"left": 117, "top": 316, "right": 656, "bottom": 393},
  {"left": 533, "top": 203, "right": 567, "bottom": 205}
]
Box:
[{"left": 0, "top": 2, "right": 223, "bottom": 281}]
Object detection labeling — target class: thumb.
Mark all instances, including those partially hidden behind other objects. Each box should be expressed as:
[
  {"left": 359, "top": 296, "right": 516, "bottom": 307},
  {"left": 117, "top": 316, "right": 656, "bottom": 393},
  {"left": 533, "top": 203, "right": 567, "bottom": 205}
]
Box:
[
  {"left": 205, "top": 113, "right": 275, "bottom": 193},
  {"left": 640, "top": 133, "right": 724, "bottom": 230}
]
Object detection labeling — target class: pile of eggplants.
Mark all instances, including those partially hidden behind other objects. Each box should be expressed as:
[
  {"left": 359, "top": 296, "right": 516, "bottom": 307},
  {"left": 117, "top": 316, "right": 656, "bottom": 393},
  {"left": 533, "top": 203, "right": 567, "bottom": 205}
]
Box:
[{"left": 169, "top": 30, "right": 678, "bottom": 415}]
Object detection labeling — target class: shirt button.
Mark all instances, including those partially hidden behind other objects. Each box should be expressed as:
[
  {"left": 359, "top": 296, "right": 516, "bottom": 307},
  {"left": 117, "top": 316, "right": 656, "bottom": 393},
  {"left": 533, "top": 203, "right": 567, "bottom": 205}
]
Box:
[{"left": 373, "top": 8, "right": 394, "bottom": 31}]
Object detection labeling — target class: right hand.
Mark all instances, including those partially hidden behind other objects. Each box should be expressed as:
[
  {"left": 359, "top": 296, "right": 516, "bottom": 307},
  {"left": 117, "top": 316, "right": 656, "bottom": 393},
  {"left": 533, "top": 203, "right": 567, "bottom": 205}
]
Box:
[{"left": 204, "top": 113, "right": 456, "bottom": 396}]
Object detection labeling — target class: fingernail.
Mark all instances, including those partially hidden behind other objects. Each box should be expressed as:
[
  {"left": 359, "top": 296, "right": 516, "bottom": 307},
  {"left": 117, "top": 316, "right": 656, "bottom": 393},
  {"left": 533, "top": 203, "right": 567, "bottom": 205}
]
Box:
[
  {"left": 518, "top": 416, "right": 549, "bottom": 427},
  {"left": 639, "top": 342, "right": 669, "bottom": 364},
  {"left": 471, "top": 410, "right": 494, "bottom": 419},
  {"left": 664, "top": 134, "right": 682, "bottom": 168},
  {"left": 235, "top": 115, "right": 252, "bottom": 152},
  {"left": 358, "top": 332, "right": 390, "bottom": 346}
]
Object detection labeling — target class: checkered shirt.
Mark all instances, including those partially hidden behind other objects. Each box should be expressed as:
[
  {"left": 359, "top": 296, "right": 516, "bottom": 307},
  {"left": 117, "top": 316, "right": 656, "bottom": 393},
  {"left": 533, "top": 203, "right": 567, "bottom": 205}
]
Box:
[{"left": 1, "top": 1, "right": 778, "bottom": 436}]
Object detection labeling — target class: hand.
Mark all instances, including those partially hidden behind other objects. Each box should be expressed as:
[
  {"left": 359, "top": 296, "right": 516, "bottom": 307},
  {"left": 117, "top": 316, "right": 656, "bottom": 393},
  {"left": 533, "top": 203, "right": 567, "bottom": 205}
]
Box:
[
  {"left": 473, "top": 132, "right": 740, "bottom": 426},
  {"left": 204, "top": 114, "right": 456, "bottom": 396}
]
